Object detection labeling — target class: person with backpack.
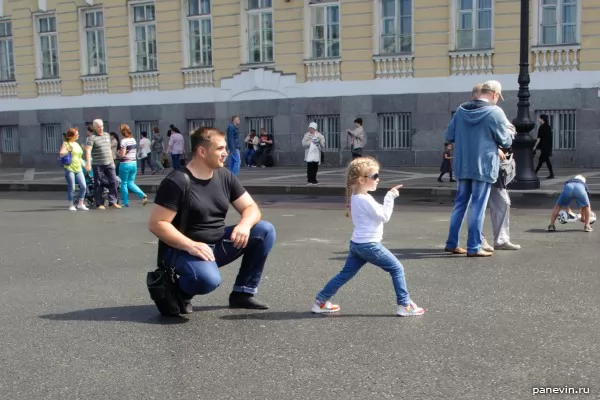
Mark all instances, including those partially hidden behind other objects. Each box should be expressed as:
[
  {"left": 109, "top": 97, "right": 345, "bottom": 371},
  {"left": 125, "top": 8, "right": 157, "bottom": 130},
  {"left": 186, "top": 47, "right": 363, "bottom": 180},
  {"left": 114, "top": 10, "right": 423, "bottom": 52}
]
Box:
[{"left": 148, "top": 127, "right": 276, "bottom": 314}]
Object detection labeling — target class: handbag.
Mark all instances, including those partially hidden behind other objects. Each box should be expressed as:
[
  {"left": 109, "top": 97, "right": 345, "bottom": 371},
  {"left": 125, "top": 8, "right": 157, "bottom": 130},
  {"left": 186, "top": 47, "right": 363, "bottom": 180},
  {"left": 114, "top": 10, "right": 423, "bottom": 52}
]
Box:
[
  {"left": 146, "top": 171, "right": 191, "bottom": 317},
  {"left": 59, "top": 143, "right": 73, "bottom": 166}
]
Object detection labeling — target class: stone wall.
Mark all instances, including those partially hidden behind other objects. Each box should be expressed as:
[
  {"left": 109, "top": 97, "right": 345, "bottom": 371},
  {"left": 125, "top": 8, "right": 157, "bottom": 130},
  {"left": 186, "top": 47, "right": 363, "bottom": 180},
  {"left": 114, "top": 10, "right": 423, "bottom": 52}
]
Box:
[{"left": 1, "top": 88, "right": 599, "bottom": 168}]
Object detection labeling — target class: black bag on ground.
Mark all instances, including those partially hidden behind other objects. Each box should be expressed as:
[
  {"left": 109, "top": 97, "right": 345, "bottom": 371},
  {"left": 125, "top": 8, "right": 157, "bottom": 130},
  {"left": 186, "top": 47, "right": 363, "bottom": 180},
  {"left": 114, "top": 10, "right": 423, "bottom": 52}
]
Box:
[{"left": 146, "top": 171, "right": 191, "bottom": 316}]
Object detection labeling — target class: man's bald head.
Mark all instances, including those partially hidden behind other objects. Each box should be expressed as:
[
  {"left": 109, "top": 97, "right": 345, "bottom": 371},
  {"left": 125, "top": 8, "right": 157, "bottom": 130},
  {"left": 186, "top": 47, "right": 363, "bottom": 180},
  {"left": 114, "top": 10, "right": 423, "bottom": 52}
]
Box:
[{"left": 472, "top": 83, "right": 483, "bottom": 99}]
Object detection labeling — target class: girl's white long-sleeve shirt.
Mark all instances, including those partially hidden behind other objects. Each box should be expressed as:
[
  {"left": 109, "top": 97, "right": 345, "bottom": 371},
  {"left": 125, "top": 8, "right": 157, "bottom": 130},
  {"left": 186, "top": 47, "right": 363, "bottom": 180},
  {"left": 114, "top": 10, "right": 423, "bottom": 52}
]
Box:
[{"left": 350, "top": 191, "right": 399, "bottom": 243}]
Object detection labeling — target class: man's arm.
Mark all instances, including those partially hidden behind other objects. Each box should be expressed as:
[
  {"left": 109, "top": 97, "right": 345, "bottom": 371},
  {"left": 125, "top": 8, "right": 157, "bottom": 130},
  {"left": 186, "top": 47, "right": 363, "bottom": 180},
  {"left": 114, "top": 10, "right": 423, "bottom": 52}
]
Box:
[
  {"left": 444, "top": 117, "right": 456, "bottom": 144},
  {"left": 229, "top": 192, "right": 262, "bottom": 249},
  {"left": 490, "top": 108, "right": 514, "bottom": 148},
  {"left": 148, "top": 204, "right": 215, "bottom": 261},
  {"left": 226, "top": 125, "right": 234, "bottom": 151}
]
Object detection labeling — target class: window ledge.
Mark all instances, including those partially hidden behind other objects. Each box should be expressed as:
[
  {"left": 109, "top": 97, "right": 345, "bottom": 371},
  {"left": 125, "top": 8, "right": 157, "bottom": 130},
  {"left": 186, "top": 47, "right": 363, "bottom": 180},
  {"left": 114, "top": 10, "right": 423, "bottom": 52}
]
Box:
[
  {"left": 182, "top": 67, "right": 214, "bottom": 88},
  {"left": 240, "top": 62, "right": 275, "bottom": 70},
  {"left": 35, "top": 78, "right": 62, "bottom": 97},
  {"left": 129, "top": 71, "right": 159, "bottom": 92},
  {"left": 81, "top": 75, "right": 108, "bottom": 95},
  {"left": 373, "top": 54, "right": 414, "bottom": 79},
  {"left": 0, "top": 81, "right": 17, "bottom": 99},
  {"left": 449, "top": 50, "right": 494, "bottom": 76},
  {"left": 303, "top": 58, "right": 341, "bottom": 82},
  {"left": 531, "top": 45, "right": 580, "bottom": 72},
  {"left": 449, "top": 48, "right": 494, "bottom": 56}
]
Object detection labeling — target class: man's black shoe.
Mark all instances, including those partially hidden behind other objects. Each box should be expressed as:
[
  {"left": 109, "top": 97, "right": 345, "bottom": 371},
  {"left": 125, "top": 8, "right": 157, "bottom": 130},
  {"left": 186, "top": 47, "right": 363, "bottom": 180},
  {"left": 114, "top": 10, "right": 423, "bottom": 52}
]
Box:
[{"left": 229, "top": 292, "right": 269, "bottom": 310}]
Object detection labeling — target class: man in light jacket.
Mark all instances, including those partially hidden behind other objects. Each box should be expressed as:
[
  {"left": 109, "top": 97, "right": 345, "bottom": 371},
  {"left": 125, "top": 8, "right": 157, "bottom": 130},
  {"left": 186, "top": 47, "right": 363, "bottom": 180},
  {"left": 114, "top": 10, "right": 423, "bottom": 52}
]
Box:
[
  {"left": 443, "top": 80, "right": 515, "bottom": 257},
  {"left": 346, "top": 118, "right": 365, "bottom": 159}
]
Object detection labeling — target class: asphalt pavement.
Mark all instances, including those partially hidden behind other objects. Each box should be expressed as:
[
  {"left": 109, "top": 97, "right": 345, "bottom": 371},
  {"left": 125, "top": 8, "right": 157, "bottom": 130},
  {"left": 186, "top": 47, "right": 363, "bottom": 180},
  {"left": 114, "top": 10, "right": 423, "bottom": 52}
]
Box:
[{"left": 0, "top": 192, "right": 597, "bottom": 400}]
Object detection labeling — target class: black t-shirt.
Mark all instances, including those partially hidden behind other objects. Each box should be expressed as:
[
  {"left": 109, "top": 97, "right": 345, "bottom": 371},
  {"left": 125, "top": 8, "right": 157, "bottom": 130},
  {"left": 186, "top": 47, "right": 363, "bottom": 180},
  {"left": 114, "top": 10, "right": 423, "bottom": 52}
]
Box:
[{"left": 154, "top": 168, "right": 246, "bottom": 244}]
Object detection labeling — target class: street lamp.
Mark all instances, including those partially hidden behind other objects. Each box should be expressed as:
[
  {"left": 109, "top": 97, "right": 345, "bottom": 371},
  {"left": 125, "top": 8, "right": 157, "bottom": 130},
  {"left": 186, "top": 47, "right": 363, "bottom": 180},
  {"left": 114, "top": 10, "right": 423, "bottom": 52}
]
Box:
[{"left": 509, "top": 0, "right": 540, "bottom": 190}]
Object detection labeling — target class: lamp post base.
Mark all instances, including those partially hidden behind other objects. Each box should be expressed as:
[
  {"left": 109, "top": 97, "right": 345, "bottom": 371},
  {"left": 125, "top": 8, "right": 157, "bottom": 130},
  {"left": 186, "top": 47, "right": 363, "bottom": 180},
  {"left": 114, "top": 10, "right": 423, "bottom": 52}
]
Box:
[{"left": 509, "top": 135, "right": 540, "bottom": 190}]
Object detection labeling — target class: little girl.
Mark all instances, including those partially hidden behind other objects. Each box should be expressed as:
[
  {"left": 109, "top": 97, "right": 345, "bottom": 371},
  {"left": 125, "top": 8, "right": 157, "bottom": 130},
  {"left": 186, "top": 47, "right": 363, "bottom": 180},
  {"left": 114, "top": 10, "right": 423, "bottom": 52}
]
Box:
[
  {"left": 438, "top": 142, "right": 455, "bottom": 183},
  {"left": 311, "top": 157, "right": 425, "bottom": 317}
]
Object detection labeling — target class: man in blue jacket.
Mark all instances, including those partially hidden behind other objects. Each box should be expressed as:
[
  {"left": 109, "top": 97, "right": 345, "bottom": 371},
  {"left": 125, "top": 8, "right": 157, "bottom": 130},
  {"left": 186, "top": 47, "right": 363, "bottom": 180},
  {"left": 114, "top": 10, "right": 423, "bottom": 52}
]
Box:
[
  {"left": 227, "top": 115, "right": 241, "bottom": 175},
  {"left": 444, "top": 80, "right": 515, "bottom": 257}
]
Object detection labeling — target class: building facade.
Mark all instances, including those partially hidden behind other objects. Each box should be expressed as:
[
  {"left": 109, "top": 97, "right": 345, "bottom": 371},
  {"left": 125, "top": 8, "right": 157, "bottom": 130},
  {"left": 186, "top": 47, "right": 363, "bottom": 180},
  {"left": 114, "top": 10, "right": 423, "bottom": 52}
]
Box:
[{"left": 0, "top": 0, "right": 598, "bottom": 167}]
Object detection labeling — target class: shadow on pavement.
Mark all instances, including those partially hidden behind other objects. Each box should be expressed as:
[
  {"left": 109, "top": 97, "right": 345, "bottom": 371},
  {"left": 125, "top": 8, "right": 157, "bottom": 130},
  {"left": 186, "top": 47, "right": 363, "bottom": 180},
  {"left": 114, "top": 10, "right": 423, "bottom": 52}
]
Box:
[
  {"left": 39, "top": 305, "right": 228, "bottom": 325},
  {"left": 220, "top": 312, "right": 396, "bottom": 321},
  {"left": 525, "top": 228, "right": 587, "bottom": 233},
  {"left": 329, "top": 248, "right": 450, "bottom": 261},
  {"left": 6, "top": 207, "right": 67, "bottom": 213}
]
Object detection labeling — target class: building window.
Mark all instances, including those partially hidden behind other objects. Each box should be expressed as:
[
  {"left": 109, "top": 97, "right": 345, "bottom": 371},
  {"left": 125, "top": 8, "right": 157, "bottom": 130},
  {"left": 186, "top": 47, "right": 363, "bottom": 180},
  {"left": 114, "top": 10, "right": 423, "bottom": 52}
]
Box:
[
  {"left": 379, "top": 113, "right": 412, "bottom": 149},
  {"left": 188, "top": 118, "right": 215, "bottom": 133},
  {"left": 539, "top": 0, "right": 578, "bottom": 45},
  {"left": 245, "top": 117, "right": 273, "bottom": 136},
  {"left": 132, "top": 3, "right": 157, "bottom": 71},
  {"left": 380, "top": 0, "right": 412, "bottom": 54},
  {"left": 42, "top": 124, "right": 62, "bottom": 153},
  {"left": 246, "top": 0, "right": 273, "bottom": 64},
  {"left": 186, "top": 0, "right": 212, "bottom": 67},
  {"left": 36, "top": 15, "right": 59, "bottom": 79},
  {"left": 0, "top": 21, "right": 15, "bottom": 81},
  {"left": 456, "top": 0, "right": 492, "bottom": 50},
  {"left": 135, "top": 120, "right": 158, "bottom": 143},
  {"left": 307, "top": 114, "right": 339, "bottom": 150},
  {"left": 0, "top": 126, "right": 19, "bottom": 154},
  {"left": 309, "top": 0, "right": 340, "bottom": 59},
  {"left": 83, "top": 10, "right": 106, "bottom": 75},
  {"left": 535, "top": 110, "right": 576, "bottom": 150},
  {"left": 188, "top": 118, "right": 215, "bottom": 148}
]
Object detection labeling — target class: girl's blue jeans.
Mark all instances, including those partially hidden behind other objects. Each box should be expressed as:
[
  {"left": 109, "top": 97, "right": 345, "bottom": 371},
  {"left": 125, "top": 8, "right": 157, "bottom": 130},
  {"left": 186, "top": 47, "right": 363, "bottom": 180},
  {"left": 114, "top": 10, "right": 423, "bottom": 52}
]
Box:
[
  {"left": 64, "top": 169, "right": 86, "bottom": 202},
  {"left": 119, "top": 161, "right": 145, "bottom": 205},
  {"left": 316, "top": 241, "right": 411, "bottom": 306}
]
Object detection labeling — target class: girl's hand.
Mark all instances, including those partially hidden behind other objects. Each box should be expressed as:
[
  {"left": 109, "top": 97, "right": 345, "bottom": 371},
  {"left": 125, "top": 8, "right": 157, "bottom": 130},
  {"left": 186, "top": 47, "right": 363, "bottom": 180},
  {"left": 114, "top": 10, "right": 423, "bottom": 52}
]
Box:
[{"left": 389, "top": 184, "right": 403, "bottom": 196}]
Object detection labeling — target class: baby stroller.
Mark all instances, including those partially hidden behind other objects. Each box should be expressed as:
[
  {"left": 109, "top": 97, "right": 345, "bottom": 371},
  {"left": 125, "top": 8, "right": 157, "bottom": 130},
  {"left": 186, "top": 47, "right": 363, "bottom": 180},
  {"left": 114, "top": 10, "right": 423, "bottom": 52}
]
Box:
[{"left": 73, "top": 167, "right": 121, "bottom": 208}]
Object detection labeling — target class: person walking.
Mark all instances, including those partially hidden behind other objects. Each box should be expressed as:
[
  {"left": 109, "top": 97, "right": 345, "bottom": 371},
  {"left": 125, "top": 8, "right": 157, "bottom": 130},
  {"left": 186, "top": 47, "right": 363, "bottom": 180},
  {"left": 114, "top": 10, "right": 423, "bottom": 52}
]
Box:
[
  {"left": 533, "top": 114, "right": 554, "bottom": 179},
  {"left": 59, "top": 128, "right": 88, "bottom": 212},
  {"left": 138, "top": 131, "right": 155, "bottom": 175},
  {"left": 437, "top": 142, "right": 455, "bottom": 183},
  {"left": 302, "top": 122, "right": 325, "bottom": 185},
  {"left": 150, "top": 127, "right": 165, "bottom": 174},
  {"left": 443, "top": 81, "right": 514, "bottom": 257},
  {"left": 226, "top": 116, "right": 241, "bottom": 175},
  {"left": 346, "top": 118, "right": 365, "bottom": 159},
  {"left": 167, "top": 126, "right": 185, "bottom": 171},
  {"left": 118, "top": 124, "right": 148, "bottom": 207},
  {"left": 84, "top": 119, "right": 121, "bottom": 210}
]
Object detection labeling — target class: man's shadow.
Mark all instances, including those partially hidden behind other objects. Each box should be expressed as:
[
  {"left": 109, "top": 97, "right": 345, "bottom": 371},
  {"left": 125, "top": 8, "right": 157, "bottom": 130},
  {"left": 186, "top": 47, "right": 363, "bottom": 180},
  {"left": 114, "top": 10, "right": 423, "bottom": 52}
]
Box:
[{"left": 39, "top": 305, "right": 228, "bottom": 325}]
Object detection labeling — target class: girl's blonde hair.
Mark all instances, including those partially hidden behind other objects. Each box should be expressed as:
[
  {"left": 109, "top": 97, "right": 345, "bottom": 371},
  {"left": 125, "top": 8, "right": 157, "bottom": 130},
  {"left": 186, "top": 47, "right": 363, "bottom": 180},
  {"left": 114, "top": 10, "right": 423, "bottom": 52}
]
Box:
[{"left": 345, "top": 156, "right": 380, "bottom": 217}]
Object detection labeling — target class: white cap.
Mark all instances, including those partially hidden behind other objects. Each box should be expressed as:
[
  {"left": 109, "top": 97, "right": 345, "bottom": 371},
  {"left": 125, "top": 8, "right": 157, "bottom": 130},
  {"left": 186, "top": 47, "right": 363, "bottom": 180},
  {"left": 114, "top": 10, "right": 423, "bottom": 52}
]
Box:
[{"left": 309, "top": 122, "right": 318, "bottom": 130}]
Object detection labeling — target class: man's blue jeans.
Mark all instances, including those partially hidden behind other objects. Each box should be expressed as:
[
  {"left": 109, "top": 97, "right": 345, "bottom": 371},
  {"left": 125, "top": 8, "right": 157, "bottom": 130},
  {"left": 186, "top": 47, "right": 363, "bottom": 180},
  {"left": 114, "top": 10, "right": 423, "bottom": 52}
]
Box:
[
  {"left": 316, "top": 241, "right": 412, "bottom": 306},
  {"left": 166, "top": 221, "right": 276, "bottom": 298},
  {"left": 445, "top": 179, "right": 492, "bottom": 254},
  {"left": 228, "top": 149, "right": 241, "bottom": 176}
]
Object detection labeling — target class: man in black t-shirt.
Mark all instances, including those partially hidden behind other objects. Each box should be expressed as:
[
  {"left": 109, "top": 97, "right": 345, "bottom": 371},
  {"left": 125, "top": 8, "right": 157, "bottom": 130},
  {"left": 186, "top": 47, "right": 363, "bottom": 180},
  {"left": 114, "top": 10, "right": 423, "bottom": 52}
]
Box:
[{"left": 149, "top": 127, "right": 276, "bottom": 313}]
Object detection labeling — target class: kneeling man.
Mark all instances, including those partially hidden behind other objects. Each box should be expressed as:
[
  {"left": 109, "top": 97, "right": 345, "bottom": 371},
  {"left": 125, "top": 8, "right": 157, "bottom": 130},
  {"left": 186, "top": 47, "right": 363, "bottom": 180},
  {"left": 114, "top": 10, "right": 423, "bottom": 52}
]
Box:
[{"left": 149, "top": 127, "right": 276, "bottom": 313}]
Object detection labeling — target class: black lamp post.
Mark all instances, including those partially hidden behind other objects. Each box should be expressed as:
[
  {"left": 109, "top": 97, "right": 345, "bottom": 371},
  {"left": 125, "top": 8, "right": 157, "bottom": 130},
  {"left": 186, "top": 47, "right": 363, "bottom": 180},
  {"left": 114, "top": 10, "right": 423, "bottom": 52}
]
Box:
[{"left": 509, "top": 0, "right": 540, "bottom": 190}]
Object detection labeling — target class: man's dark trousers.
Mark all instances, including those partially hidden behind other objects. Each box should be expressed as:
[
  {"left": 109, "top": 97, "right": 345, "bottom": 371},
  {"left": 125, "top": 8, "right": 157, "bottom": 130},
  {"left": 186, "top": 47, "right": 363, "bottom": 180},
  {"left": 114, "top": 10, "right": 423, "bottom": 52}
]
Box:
[{"left": 92, "top": 164, "right": 119, "bottom": 206}]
